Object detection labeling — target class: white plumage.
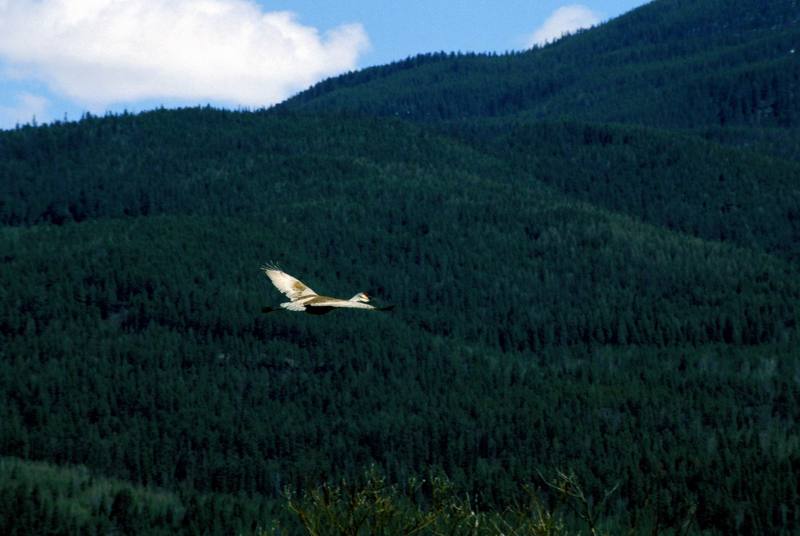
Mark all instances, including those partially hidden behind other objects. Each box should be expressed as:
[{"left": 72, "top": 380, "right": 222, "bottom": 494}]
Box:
[{"left": 261, "top": 264, "right": 391, "bottom": 314}]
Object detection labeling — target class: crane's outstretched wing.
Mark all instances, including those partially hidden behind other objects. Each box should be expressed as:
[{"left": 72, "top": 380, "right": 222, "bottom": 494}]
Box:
[{"left": 262, "top": 264, "right": 317, "bottom": 301}]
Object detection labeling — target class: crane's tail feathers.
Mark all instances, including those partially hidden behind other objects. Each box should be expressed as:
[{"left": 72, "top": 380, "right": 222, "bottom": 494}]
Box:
[
  {"left": 261, "top": 305, "right": 281, "bottom": 314},
  {"left": 375, "top": 305, "right": 395, "bottom": 312}
]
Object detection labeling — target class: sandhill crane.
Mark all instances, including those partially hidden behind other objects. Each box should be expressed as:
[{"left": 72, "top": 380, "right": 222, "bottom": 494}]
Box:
[{"left": 261, "top": 264, "right": 393, "bottom": 314}]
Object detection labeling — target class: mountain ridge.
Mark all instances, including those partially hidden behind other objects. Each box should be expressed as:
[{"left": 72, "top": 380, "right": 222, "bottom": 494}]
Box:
[{"left": 278, "top": 0, "right": 800, "bottom": 133}]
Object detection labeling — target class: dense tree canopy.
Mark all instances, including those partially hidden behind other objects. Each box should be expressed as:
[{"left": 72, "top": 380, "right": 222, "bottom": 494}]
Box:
[{"left": 2, "top": 0, "right": 800, "bottom": 534}]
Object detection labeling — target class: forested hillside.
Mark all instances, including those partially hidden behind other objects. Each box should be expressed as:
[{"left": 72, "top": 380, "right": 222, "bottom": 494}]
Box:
[
  {"left": 2, "top": 0, "right": 800, "bottom": 534},
  {"left": 446, "top": 120, "right": 800, "bottom": 261},
  {"left": 280, "top": 0, "right": 800, "bottom": 131}
]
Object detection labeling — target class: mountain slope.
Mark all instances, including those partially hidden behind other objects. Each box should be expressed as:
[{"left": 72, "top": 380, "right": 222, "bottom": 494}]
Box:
[
  {"left": 2, "top": 110, "right": 797, "bottom": 351},
  {"left": 2, "top": 108, "right": 800, "bottom": 536},
  {"left": 447, "top": 120, "right": 800, "bottom": 261},
  {"left": 0, "top": 108, "right": 524, "bottom": 225},
  {"left": 5, "top": 109, "right": 799, "bottom": 261},
  {"left": 279, "top": 0, "right": 800, "bottom": 131}
]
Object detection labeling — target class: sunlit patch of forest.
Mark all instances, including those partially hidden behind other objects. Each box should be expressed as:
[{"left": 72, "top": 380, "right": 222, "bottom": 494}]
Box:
[{"left": 2, "top": 0, "right": 800, "bottom": 534}]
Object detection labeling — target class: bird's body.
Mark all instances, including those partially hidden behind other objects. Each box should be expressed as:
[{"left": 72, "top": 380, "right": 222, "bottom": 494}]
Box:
[{"left": 261, "top": 265, "right": 392, "bottom": 314}]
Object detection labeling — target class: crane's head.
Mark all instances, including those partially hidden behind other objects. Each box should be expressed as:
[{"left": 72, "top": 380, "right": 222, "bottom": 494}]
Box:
[{"left": 350, "top": 292, "right": 370, "bottom": 303}]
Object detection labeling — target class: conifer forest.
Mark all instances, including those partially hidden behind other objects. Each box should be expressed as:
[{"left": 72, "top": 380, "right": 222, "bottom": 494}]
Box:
[{"left": 1, "top": 0, "right": 800, "bottom": 533}]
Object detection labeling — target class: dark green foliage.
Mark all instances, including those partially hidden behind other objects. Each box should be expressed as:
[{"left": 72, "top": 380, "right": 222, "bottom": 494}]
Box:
[
  {"left": 445, "top": 120, "right": 800, "bottom": 261},
  {"left": 280, "top": 0, "right": 800, "bottom": 131},
  {"left": 0, "top": 109, "right": 512, "bottom": 225},
  {"left": 3, "top": 109, "right": 800, "bottom": 261},
  {"left": 2, "top": 1, "right": 800, "bottom": 534},
  {"left": 0, "top": 457, "right": 281, "bottom": 535},
  {"left": 1, "top": 205, "right": 799, "bottom": 533}
]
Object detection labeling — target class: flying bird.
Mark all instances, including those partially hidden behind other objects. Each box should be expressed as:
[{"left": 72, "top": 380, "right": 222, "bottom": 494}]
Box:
[{"left": 261, "top": 264, "right": 393, "bottom": 315}]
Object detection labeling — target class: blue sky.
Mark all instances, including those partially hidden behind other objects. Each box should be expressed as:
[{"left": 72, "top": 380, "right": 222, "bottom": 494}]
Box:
[{"left": 0, "top": 1, "right": 649, "bottom": 130}]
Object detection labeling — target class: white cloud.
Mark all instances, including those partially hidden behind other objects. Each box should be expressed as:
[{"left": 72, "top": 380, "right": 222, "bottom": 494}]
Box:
[
  {"left": 0, "top": 93, "right": 49, "bottom": 128},
  {"left": 526, "top": 4, "right": 601, "bottom": 47},
  {"left": 0, "top": 0, "right": 369, "bottom": 109}
]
